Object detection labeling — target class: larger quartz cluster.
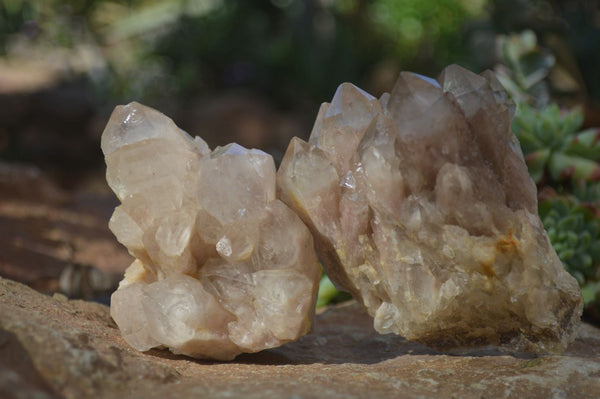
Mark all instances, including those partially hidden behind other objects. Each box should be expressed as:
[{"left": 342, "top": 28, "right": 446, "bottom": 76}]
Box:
[
  {"left": 277, "top": 65, "right": 583, "bottom": 352},
  {"left": 102, "top": 102, "right": 321, "bottom": 360}
]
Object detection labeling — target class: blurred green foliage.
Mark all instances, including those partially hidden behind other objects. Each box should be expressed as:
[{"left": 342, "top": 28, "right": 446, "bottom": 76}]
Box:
[
  {"left": 367, "top": 0, "right": 486, "bottom": 61},
  {"left": 495, "top": 30, "right": 554, "bottom": 107},
  {"left": 2, "top": 1, "right": 598, "bottom": 109},
  {"left": 0, "top": 0, "right": 489, "bottom": 108}
]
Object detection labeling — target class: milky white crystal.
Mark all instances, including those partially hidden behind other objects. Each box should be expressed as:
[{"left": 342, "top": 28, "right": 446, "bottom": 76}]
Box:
[
  {"left": 277, "top": 65, "right": 583, "bottom": 352},
  {"left": 102, "top": 102, "right": 321, "bottom": 360}
]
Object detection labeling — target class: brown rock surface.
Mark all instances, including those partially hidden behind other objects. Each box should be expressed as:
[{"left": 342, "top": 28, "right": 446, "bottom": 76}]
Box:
[
  {"left": 1, "top": 277, "right": 600, "bottom": 399},
  {"left": 0, "top": 162, "right": 130, "bottom": 299}
]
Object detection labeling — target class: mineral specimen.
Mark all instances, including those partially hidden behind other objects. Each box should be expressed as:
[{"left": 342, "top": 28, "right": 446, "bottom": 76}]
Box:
[
  {"left": 277, "top": 65, "right": 583, "bottom": 352},
  {"left": 101, "top": 102, "right": 321, "bottom": 360}
]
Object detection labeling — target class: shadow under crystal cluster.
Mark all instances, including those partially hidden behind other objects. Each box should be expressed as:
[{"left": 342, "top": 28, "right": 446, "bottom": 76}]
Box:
[
  {"left": 277, "top": 65, "right": 583, "bottom": 352},
  {"left": 101, "top": 103, "right": 320, "bottom": 360}
]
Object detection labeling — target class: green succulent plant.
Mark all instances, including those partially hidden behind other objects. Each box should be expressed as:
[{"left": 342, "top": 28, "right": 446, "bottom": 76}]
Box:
[
  {"left": 539, "top": 198, "right": 600, "bottom": 287},
  {"left": 571, "top": 180, "right": 600, "bottom": 211},
  {"left": 495, "top": 30, "right": 554, "bottom": 108},
  {"left": 494, "top": 30, "right": 600, "bottom": 318},
  {"left": 512, "top": 102, "right": 600, "bottom": 183}
]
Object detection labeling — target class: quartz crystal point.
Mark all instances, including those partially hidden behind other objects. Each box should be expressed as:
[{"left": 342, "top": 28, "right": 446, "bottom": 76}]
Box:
[
  {"left": 101, "top": 102, "right": 321, "bottom": 360},
  {"left": 277, "top": 65, "right": 583, "bottom": 353}
]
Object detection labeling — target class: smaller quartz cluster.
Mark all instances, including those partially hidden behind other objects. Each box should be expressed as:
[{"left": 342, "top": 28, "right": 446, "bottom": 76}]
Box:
[
  {"left": 277, "top": 65, "right": 583, "bottom": 352},
  {"left": 102, "top": 102, "right": 320, "bottom": 360}
]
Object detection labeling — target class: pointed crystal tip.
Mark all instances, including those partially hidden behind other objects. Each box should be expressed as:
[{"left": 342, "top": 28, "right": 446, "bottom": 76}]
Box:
[{"left": 325, "top": 83, "right": 376, "bottom": 119}]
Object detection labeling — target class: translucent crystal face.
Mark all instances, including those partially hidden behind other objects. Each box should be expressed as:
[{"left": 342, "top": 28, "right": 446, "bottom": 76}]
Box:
[
  {"left": 277, "top": 65, "right": 583, "bottom": 353},
  {"left": 102, "top": 102, "right": 321, "bottom": 361}
]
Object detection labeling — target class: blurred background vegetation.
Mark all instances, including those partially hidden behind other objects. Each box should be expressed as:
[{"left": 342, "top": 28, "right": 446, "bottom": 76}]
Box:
[
  {"left": 2, "top": 0, "right": 598, "bottom": 173},
  {"left": 1, "top": 0, "right": 600, "bottom": 319}
]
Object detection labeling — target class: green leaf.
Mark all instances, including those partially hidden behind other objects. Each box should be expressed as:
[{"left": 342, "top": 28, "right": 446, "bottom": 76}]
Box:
[
  {"left": 561, "top": 107, "right": 585, "bottom": 135},
  {"left": 524, "top": 148, "right": 550, "bottom": 182},
  {"left": 548, "top": 153, "right": 600, "bottom": 181},
  {"left": 557, "top": 215, "right": 578, "bottom": 232},
  {"left": 316, "top": 275, "right": 340, "bottom": 308},
  {"left": 566, "top": 128, "right": 600, "bottom": 161},
  {"left": 581, "top": 282, "right": 600, "bottom": 304},
  {"left": 579, "top": 231, "right": 592, "bottom": 248},
  {"left": 521, "top": 52, "right": 554, "bottom": 88},
  {"left": 566, "top": 231, "right": 579, "bottom": 247},
  {"left": 581, "top": 253, "right": 593, "bottom": 269}
]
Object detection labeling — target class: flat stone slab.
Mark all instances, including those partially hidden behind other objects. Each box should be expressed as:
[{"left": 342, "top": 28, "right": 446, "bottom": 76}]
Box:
[
  {"left": 0, "top": 163, "right": 130, "bottom": 295},
  {"left": 1, "top": 277, "right": 599, "bottom": 399}
]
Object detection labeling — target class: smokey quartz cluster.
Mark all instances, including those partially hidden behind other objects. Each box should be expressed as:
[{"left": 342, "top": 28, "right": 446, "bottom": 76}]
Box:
[
  {"left": 102, "top": 102, "right": 320, "bottom": 360},
  {"left": 277, "top": 65, "right": 583, "bottom": 352}
]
